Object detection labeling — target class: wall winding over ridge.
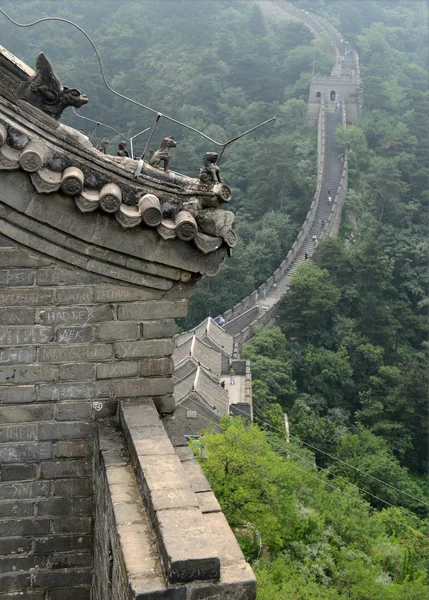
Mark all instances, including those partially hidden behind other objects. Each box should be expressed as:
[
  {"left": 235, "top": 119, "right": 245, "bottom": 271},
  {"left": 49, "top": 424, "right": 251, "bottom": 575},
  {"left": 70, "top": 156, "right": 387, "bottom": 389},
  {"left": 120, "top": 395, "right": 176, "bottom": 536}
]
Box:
[
  {"left": 211, "top": 1, "right": 360, "bottom": 355},
  {"left": 221, "top": 102, "right": 326, "bottom": 330}
]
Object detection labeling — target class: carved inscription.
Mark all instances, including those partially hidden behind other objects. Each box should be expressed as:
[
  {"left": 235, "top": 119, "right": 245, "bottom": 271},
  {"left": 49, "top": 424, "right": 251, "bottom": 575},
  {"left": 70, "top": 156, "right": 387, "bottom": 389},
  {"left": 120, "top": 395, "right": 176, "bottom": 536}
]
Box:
[
  {"left": 0, "top": 307, "right": 35, "bottom": 325},
  {"left": 0, "top": 347, "right": 36, "bottom": 365},
  {"left": 38, "top": 344, "right": 112, "bottom": 363},
  {"left": 56, "top": 327, "right": 92, "bottom": 344},
  {"left": 0, "top": 326, "right": 53, "bottom": 346},
  {"left": 0, "top": 289, "right": 53, "bottom": 306},
  {"left": 0, "top": 481, "right": 51, "bottom": 500},
  {"left": 0, "top": 425, "right": 38, "bottom": 442},
  {"left": 39, "top": 305, "right": 112, "bottom": 325},
  {"left": 0, "top": 364, "right": 57, "bottom": 384},
  {"left": 169, "top": 564, "right": 220, "bottom": 583},
  {"left": 38, "top": 381, "right": 108, "bottom": 401},
  {"left": 0, "top": 269, "right": 34, "bottom": 286},
  {"left": 55, "top": 288, "right": 93, "bottom": 305},
  {"left": 0, "top": 442, "right": 51, "bottom": 462}
]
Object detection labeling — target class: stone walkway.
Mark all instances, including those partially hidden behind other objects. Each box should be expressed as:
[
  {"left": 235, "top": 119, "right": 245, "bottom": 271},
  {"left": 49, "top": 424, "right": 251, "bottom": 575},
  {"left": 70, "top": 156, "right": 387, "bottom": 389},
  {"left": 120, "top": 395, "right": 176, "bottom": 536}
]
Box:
[
  {"left": 227, "top": 375, "right": 245, "bottom": 406},
  {"left": 252, "top": 107, "right": 343, "bottom": 323}
]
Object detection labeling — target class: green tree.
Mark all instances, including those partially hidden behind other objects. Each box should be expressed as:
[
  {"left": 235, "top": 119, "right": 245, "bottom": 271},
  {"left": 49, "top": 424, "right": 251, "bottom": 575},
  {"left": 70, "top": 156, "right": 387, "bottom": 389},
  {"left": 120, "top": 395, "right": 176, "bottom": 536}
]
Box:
[{"left": 280, "top": 262, "right": 341, "bottom": 344}]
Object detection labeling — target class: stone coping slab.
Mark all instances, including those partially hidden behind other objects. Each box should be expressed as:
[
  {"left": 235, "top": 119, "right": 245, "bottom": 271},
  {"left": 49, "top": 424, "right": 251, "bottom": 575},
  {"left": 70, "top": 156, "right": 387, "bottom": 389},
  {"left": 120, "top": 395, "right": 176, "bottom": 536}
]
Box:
[{"left": 120, "top": 401, "right": 220, "bottom": 585}]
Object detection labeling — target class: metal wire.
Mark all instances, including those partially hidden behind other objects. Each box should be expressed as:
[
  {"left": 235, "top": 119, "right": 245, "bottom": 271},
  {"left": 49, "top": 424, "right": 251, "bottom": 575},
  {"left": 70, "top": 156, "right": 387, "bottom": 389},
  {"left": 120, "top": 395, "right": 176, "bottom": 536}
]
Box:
[
  {"left": 189, "top": 407, "right": 429, "bottom": 538},
  {"left": 0, "top": 9, "right": 276, "bottom": 154},
  {"left": 251, "top": 404, "right": 429, "bottom": 508},
  {"left": 71, "top": 107, "right": 129, "bottom": 139},
  {"left": 72, "top": 108, "right": 151, "bottom": 157}
]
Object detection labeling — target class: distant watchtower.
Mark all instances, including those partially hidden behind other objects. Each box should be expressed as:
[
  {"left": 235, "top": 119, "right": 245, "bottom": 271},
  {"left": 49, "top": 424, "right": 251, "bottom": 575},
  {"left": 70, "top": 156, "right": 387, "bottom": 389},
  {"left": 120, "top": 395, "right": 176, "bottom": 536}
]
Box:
[{"left": 308, "top": 49, "right": 363, "bottom": 124}]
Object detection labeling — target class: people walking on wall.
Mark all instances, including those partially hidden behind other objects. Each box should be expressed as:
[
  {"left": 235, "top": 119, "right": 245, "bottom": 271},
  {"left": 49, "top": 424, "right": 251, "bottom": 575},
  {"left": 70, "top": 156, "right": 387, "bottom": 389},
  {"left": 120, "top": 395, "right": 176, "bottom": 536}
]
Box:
[
  {"left": 218, "top": 315, "right": 225, "bottom": 326},
  {"left": 304, "top": 251, "right": 309, "bottom": 260},
  {"left": 273, "top": 278, "right": 278, "bottom": 289},
  {"left": 328, "top": 195, "right": 332, "bottom": 204},
  {"left": 263, "top": 288, "right": 267, "bottom": 298},
  {"left": 321, "top": 219, "right": 326, "bottom": 227},
  {"left": 229, "top": 368, "right": 235, "bottom": 385},
  {"left": 312, "top": 234, "right": 317, "bottom": 243}
]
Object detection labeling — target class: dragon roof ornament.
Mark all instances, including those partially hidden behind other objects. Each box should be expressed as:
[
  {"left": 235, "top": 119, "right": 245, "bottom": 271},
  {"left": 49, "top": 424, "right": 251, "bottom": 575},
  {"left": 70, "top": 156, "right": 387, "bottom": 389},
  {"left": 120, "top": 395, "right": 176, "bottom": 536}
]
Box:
[{"left": 0, "top": 47, "right": 236, "bottom": 260}]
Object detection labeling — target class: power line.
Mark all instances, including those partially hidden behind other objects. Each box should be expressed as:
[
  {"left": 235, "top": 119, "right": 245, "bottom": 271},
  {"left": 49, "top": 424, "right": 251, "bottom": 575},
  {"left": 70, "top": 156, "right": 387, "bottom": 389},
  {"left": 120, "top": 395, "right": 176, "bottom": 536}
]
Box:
[
  {"left": 265, "top": 432, "right": 428, "bottom": 527},
  {"left": 191, "top": 406, "right": 428, "bottom": 527},
  {"left": 190, "top": 408, "right": 429, "bottom": 539},
  {"left": 249, "top": 403, "right": 429, "bottom": 508},
  {"left": 264, "top": 435, "right": 429, "bottom": 541}
]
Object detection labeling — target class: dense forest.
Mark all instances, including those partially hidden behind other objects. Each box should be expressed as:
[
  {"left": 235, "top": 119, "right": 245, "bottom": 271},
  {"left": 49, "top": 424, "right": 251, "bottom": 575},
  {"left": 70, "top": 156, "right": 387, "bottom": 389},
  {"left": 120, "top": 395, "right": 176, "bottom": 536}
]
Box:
[
  {"left": 234, "top": 1, "right": 429, "bottom": 597},
  {"left": 1, "top": 1, "right": 427, "bottom": 598}
]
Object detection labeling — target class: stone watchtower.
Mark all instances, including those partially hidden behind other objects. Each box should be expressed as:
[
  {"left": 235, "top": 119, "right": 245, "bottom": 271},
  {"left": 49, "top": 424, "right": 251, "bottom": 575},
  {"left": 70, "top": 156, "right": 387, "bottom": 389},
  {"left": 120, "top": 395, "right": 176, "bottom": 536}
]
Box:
[
  {"left": 0, "top": 47, "right": 254, "bottom": 599},
  {"left": 308, "top": 49, "right": 363, "bottom": 124}
]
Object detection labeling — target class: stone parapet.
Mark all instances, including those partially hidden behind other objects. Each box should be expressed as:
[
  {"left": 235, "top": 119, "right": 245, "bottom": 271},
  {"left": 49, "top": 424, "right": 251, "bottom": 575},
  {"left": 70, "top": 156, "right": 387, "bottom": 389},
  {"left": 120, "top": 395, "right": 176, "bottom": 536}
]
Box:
[
  {"left": 92, "top": 403, "right": 255, "bottom": 599},
  {"left": 120, "top": 402, "right": 220, "bottom": 585}
]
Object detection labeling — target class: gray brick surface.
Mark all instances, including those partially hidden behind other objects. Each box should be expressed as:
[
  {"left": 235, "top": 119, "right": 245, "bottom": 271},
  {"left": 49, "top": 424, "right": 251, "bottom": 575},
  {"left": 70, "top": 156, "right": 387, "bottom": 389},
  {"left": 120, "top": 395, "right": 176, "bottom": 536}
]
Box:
[
  {"left": 0, "top": 463, "right": 38, "bottom": 482},
  {"left": 0, "top": 404, "right": 54, "bottom": 423},
  {"left": 37, "top": 497, "right": 92, "bottom": 517},
  {"left": 55, "top": 403, "right": 92, "bottom": 421},
  {"left": 117, "top": 300, "right": 187, "bottom": 321},
  {"left": 115, "top": 339, "right": 174, "bottom": 359},
  {"left": 0, "top": 386, "right": 36, "bottom": 404},
  {"left": 59, "top": 363, "right": 95, "bottom": 381},
  {"left": 141, "top": 319, "right": 175, "bottom": 339},
  {"left": 40, "top": 460, "right": 91, "bottom": 479},
  {"left": 96, "top": 362, "right": 138, "bottom": 379},
  {"left": 54, "top": 441, "right": 92, "bottom": 458},
  {"left": 113, "top": 378, "right": 173, "bottom": 398},
  {"left": 96, "top": 321, "right": 139, "bottom": 341},
  {"left": 38, "top": 422, "right": 91, "bottom": 441}
]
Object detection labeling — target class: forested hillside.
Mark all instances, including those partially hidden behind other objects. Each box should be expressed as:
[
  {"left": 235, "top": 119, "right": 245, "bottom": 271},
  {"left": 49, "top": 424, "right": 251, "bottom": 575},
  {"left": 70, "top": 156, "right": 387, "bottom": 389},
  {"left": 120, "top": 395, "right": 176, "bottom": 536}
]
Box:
[
  {"left": 227, "top": 1, "right": 428, "bottom": 597},
  {"left": 1, "top": 0, "right": 335, "bottom": 326}
]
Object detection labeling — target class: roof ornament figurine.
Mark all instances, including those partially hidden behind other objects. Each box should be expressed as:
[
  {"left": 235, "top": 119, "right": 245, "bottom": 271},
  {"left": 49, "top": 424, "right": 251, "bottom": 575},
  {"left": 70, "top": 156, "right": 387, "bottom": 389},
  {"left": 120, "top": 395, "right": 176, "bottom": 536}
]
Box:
[
  {"left": 96, "top": 137, "right": 110, "bottom": 153},
  {"left": 117, "top": 141, "right": 129, "bottom": 157},
  {"left": 149, "top": 136, "right": 177, "bottom": 172},
  {"left": 17, "top": 52, "right": 88, "bottom": 120},
  {"left": 199, "top": 152, "right": 223, "bottom": 184}
]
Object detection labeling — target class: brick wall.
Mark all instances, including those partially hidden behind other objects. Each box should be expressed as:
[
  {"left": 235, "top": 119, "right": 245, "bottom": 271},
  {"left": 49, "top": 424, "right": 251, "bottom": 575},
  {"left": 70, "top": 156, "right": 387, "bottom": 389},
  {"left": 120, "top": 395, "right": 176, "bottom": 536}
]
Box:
[{"left": 0, "top": 237, "right": 186, "bottom": 599}]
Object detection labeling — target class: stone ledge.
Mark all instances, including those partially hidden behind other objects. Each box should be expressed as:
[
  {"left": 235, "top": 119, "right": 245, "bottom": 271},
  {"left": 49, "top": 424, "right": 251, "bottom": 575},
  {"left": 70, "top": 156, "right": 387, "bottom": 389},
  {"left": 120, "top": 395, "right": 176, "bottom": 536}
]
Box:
[
  {"left": 120, "top": 402, "right": 220, "bottom": 585},
  {"left": 188, "top": 563, "right": 256, "bottom": 600},
  {"left": 96, "top": 425, "right": 186, "bottom": 600}
]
